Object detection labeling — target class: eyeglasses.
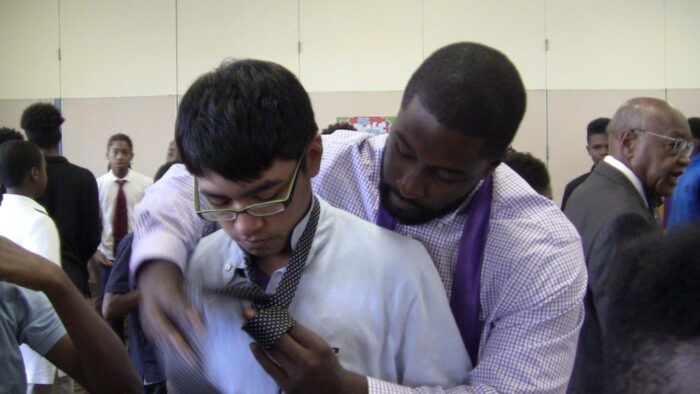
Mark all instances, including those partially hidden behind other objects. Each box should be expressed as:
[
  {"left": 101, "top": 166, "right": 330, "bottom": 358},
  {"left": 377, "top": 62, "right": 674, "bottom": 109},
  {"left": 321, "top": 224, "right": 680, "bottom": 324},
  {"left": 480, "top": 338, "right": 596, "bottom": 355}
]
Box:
[
  {"left": 631, "top": 129, "right": 693, "bottom": 156},
  {"left": 194, "top": 158, "right": 303, "bottom": 222}
]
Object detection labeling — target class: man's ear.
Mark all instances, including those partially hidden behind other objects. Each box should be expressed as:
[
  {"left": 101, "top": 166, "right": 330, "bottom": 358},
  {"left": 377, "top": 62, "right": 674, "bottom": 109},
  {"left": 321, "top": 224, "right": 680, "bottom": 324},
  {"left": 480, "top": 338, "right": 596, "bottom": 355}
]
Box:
[
  {"left": 619, "top": 129, "right": 637, "bottom": 159},
  {"left": 306, "top": 134, "right": 323, "bottom": 178}
]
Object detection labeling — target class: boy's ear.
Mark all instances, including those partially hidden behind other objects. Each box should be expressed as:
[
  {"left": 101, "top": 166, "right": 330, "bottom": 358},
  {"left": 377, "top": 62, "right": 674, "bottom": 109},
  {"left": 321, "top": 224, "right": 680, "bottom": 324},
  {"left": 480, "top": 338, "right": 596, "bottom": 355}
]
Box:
[
  {"left": 306, "top": 134, "right": 323, "bottom": 178},
  {"left": 29, "top": 166, "right": 41, "bottom": 182}
]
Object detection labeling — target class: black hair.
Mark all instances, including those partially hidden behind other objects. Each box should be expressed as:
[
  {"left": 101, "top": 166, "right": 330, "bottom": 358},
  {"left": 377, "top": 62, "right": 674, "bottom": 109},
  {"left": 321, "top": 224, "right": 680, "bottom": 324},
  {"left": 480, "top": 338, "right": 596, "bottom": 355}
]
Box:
[
  {"left": 607, "top": 226, "right": 700, "bottom": 392},
  {"left": 107, "top": 133, "right": 133, "bottom": 150},
  {"left": 154, "top": 161, "right": 178, "bottom": 182},
  {"left": 504, "top": 151, "right": 550, "bottom": 195},
  {"left": 20, "top": 103, "right": 64, "bottom": 149},
  {"left": 176, "top": 59, "right": 317, "bottom": 182},
  {"left": 321, "top": 121, "right": 357, "bottom": 135},
  {"left": 401, "top": 42, "right": 526, "bottom": 160},
  {"left": 586, "top": 117, "right": 610, "bottom": 140},
  {"left": 0, "top": 140, "right": 43, "bottom": 188},
  {"left": 0, "top": 127, "right": 24, "bottom": 145},
  {"left": 688, "top": 117, "right": 700, "bottom": 140}
]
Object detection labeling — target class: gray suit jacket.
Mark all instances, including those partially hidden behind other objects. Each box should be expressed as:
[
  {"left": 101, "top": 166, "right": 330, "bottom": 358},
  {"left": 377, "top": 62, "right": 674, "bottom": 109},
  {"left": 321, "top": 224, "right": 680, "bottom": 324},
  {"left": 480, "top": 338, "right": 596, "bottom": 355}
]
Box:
[{"left": 564, "top": 161, "right": 660, "bottom": 393}]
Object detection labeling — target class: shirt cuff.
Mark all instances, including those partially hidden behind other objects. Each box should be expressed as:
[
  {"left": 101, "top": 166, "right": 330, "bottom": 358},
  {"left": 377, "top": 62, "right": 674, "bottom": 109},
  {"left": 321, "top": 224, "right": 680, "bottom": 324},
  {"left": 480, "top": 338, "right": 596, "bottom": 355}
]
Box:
[
  {"left": 130, "top": 230, "right": 189, "bottom": 276},
  {"left": 368, "top": 377, "right": 414, "bottom": 394}
]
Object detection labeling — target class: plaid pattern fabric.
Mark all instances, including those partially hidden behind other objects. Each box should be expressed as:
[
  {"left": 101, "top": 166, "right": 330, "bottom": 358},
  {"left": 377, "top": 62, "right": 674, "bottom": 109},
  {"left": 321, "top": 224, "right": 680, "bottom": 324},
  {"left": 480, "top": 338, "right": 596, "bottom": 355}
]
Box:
[{"left": 314, "top": 131, "right": 587, "bottom": 393}]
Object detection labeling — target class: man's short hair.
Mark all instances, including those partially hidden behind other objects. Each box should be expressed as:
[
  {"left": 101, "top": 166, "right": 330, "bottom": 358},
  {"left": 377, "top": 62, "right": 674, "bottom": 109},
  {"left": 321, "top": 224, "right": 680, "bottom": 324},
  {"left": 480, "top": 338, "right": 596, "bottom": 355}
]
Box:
[
  {"left": 607, "top": 226, "right": 700, "bottom": 393},
  {"left": 688, "top": 117, "right": 700, "bottom": 140},
  {"left": 586, "top": 117, "right": 610, "bottom": 140},
  {"left": 321, "top": 121, "right": 357, "bottom": 135},
  {"left": 0, "top": 127, "right": 24, "bottom": 145},
  {"left": 20, "top": 103, "right": 64, "bottom": 149},
  {"left": 0, "top": 140, "right": 43, "bottom": 188},
  {"left": 401, "top": 42, "right": 526, "bottom": 160},
  {"left": 176, "top": 59, "right": 317, "bottom": 182},
  {"left": 503, "top": 151, "right": 550, "bottom": 195}
]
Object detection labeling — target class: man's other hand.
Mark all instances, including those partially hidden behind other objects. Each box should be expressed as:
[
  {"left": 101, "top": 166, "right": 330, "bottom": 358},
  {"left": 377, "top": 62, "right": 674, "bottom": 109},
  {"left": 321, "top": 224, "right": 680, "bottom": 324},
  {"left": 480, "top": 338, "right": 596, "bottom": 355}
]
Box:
[{"left": 245, "top": 308, "right": 369, "bottom": 394}]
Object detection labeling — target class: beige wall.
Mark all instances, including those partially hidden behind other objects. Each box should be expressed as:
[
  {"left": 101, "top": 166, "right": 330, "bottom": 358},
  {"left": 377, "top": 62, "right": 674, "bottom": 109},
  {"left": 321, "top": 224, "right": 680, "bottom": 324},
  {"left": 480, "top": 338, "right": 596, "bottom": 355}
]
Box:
[{"left": 2, "top": 0, "right": 700, "bottom": 206}]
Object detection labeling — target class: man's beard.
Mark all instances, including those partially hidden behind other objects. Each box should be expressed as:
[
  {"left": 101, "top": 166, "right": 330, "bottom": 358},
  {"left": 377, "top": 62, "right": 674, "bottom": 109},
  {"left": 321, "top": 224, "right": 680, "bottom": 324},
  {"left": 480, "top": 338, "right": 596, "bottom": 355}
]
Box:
[{"left": 378, "top": 179, "right": 470, "bottom": 225}]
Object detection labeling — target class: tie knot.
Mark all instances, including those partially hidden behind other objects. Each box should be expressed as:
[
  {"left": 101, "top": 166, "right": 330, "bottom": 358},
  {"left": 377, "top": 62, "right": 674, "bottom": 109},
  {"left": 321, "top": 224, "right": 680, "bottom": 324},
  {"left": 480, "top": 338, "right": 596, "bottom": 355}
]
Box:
[{"left": 116, "top": 179, "right": 126, "bottom": 187}]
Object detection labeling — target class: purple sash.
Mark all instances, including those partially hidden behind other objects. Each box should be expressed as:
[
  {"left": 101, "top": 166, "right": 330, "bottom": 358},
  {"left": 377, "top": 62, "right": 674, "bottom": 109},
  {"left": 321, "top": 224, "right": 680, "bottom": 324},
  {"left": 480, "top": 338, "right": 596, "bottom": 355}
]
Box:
[{"left": 376, "top": 175, "right": 493, "bottom": 366}]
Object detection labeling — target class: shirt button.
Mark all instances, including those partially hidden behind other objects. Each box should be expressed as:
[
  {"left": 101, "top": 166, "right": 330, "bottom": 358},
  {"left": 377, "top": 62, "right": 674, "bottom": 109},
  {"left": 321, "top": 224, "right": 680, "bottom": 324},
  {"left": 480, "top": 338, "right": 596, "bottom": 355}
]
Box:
[{"left": 224, "top": 264, "right": 232, "bottom": 272}]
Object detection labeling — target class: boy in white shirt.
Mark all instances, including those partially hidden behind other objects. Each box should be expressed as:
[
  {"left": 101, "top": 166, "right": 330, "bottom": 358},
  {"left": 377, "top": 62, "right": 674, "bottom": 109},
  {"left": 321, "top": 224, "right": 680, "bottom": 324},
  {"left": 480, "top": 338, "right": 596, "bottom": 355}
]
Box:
[
  {"left": 0, "top": 140, "right": 69, "bottom": 393},
  {"left": 94, "top": 134, "right": 152, "bottom": 336}
]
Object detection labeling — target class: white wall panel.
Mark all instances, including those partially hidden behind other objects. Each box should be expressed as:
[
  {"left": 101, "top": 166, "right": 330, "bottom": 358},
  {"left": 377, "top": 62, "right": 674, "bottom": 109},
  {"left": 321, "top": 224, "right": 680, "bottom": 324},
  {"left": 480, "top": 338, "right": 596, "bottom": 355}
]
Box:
[
  {"left": 62, "top": 96, "right": 177, "bottom": 178},
  {"left": 546, "top": 0, "right": 665, "bottom": 90},
  {"left": 0, "top": 1, "right": 60, "bottom": 99},
  {"left": 423, "top": 0, "right": 546, "bottom": 90},
  {"left": 299, "top": 0, "right": 423, "bottom": 92},
  {"left": 60, "top": 0, "right": 176, "bottom": 98},
  {"left": 177, "top": 0, "right": 299, "bottom": 94},
  {"left": 665, "top": 0, "right": 700, "bottom": 89}
]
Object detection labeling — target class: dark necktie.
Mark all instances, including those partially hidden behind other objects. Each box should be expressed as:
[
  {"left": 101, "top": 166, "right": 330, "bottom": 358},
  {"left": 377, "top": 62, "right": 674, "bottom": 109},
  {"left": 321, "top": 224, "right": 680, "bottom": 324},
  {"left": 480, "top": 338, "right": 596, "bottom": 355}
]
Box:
[
  {"left": 112, "top": 179, "right": 128, "bottom": 256},
  {"left": 165, "top": 197, "right": 321, "bottom": 393}
]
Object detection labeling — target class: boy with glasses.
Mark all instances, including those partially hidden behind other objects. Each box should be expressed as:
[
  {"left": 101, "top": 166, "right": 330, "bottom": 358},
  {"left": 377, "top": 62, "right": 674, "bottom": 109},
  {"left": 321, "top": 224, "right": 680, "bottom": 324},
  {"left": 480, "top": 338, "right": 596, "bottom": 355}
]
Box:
[{"left": 158, "top": 59, "right": 469, "bottom": 392}]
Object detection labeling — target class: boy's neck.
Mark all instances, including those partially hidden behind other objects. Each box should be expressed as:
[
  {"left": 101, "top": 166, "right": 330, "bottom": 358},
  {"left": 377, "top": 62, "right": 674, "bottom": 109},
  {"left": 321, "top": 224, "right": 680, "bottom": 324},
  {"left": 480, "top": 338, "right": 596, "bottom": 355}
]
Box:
[
  {"left": 5, "top": 187, "right": 38, "bottom": 201},
  {"left": 41, "top": 146, "right": 61, "bottom": 157},
  {"left": 253, "top": 252, "right": 292, "bottom": 276},
  {"left": 112, "top": 168, "right": 129, "bottom": 179}
]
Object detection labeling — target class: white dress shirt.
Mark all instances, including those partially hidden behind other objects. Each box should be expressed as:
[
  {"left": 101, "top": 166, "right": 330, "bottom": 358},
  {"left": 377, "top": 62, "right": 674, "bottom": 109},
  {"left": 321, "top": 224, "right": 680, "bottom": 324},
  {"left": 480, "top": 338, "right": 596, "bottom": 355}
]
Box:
[
  {"left": 0, "top": 194, "right": 63, "bottom": 384},
  {"left": 183, "top": 197, "right": 471, "bottom": 393},
  {"left": 97, "top": 169, "right": 152, "bottom": 260}
]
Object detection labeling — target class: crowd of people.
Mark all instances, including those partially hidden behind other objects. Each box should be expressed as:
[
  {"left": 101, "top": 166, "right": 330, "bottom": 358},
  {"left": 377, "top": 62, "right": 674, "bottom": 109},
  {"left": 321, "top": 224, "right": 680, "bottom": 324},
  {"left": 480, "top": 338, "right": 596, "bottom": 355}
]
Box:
[{"left": 0, "top": 41, "right": 698, "bottom": 394}]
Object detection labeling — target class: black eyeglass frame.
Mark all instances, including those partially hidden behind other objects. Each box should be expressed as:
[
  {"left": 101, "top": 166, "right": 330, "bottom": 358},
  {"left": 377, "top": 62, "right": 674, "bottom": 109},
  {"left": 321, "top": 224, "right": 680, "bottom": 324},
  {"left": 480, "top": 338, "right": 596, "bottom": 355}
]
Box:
[{"left": 193, "top": 155, "right": 304, "bottom": 222}]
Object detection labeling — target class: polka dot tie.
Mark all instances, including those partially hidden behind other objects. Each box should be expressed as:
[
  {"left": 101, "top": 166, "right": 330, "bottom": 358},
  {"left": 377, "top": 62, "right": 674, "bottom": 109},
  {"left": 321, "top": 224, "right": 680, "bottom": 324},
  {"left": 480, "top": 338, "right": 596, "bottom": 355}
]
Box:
[
  {"left": 208, "top": 196, "right": 320, "bottom": 348},
  {"left": 164, "top": 197, "right": 321, "bottom": 393}
]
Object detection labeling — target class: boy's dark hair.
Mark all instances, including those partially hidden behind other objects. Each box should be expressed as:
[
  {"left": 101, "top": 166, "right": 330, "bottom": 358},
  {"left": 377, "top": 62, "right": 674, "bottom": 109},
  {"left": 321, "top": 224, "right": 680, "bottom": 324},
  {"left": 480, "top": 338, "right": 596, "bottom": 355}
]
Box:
[
  {"left": 20, "top": 103, "right": 64, "bottom": 149},
  {"left": 107, "top": 133, "right": 133, "bottom": 150},
  {"left": 586, "top": 117, "right": 610, "bottom": 140},
  {"left": 176, "top": 59, "right": 317, "bottom": 182},
  {"left": 504, "top": 151, "right": 550, "bottom": 195},
  {"left": 688, "top": 117, "right": 700, "bottom": 140},
  {"left": 0, "top": 127, "right": 24, "bottom": 145},
  {"left": 321, "top": 121, "right": 357, "bottom": 135},
  {"left": 607, "top": 226, "right": 700, "bottom": 393},
  {"left": 401, "top": 42, "right": 526, "bottom": 160},
  {"left": 0, "top": 140, "right": 43, "bottom": 188},
  {"left": 154, "top": 161, "right": 178, "bottom": 182}
]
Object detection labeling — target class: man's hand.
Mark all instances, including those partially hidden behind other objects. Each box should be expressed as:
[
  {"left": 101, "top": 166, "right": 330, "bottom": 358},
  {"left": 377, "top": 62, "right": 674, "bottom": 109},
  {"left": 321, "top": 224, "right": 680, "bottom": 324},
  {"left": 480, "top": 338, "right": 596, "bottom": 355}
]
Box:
[
  {"left": 245, "top": 308, "right": 369, "bottom": 394},
  {"left": 93, "top": 250, "right": 113, "bottom": 267},
  {"left": 137, "top": 259, "right": 204, "bottom": 365},
  {"left": 0, "top": 236, "right": 62, "bottom": 291}
]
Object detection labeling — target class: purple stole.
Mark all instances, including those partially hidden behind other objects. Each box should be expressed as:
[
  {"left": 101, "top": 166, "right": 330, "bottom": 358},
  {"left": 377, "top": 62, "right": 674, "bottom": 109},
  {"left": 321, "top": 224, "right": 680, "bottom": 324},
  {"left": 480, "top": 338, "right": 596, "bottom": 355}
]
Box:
[{"left": 376, "top": 175, "right": 494, "bottom": 365}]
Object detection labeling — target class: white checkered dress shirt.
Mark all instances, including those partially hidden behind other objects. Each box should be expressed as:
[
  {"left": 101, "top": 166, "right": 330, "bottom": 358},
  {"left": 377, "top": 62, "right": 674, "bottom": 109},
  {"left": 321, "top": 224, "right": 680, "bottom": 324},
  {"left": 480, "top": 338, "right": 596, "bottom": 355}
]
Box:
[{"left": 313, "top": 131, "right": 587, "bottom": 394}]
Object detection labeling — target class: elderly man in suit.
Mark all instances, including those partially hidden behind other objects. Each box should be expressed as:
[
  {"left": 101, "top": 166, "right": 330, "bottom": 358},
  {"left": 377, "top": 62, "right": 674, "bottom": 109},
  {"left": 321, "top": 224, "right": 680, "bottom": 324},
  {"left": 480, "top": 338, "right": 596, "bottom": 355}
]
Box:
[{"left": 565, "top": 97, "right": 693, "bottom": 393}]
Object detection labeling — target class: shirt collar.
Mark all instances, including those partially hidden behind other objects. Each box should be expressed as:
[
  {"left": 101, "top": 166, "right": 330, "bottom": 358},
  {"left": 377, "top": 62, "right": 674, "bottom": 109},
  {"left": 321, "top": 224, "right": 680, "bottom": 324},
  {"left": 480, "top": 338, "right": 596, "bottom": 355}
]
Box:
[
  {"left": 105, "top": 169, "right": 133, "bottom": 183},
  {"left": 0, "top": 194, "right": 48, "bottom": 214},
  {"left": 604, "top": 155, "right": 649, "bottom": 207}
]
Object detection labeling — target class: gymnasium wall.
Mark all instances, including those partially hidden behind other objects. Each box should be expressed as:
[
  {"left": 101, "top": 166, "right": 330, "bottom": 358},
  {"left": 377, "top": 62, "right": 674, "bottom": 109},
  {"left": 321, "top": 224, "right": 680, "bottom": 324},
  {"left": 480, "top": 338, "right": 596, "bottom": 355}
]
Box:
[{"left": 1, "top": 0, "right": 699, "bottom": 205}]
